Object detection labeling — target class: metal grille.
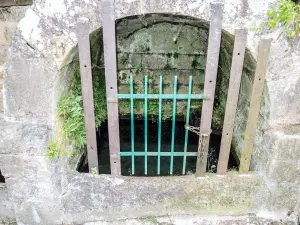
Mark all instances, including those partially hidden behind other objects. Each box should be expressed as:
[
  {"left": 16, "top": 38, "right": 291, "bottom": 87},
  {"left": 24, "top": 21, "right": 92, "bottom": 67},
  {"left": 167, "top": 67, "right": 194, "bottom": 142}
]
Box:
[{"left": 117, "top": 75, "right": 208, "bottom": 175}]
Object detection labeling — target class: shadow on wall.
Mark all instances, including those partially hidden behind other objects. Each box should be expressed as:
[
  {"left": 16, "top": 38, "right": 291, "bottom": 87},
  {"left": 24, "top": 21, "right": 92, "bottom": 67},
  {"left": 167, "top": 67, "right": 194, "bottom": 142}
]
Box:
[{"left": 0, "top": 170, "right": 5, "bottom": 183}]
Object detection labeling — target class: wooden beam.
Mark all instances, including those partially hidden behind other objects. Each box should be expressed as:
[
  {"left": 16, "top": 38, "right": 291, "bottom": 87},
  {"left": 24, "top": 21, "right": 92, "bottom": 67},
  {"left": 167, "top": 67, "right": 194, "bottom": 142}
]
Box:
[
  {"left": 101, "top": 0, "right": 121, "bottom": 176},
  {"left": 217, "top": 29, "right": 247, "bottom": 175},
  {"left": 76, "top": 18, "right": 99, "bottom": 173},
  {"left": 0, "top": 0, "right": 33, "bottom": 7},
  {"left": 239, "top": 39, "right": 271, "bottom": 173},
  {"left": 195, "top": 2, "right": 224, "bottom": 177}
]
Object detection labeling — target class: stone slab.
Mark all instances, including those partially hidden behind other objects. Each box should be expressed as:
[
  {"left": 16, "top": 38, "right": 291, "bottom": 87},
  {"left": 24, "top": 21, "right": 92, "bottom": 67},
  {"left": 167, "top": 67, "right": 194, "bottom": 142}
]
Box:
[
  {"left": 62, "top": 172, "right": 267, "bottom": 224},
  {"left": 84, "top": 215, "right": 296, "bottom": 225}
]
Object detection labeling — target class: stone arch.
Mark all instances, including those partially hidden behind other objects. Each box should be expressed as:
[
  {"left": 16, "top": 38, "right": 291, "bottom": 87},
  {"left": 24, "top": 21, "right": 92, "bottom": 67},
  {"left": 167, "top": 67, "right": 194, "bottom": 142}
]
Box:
[{"left": 54, "top": 13, "right": 257, "bottom": 174}]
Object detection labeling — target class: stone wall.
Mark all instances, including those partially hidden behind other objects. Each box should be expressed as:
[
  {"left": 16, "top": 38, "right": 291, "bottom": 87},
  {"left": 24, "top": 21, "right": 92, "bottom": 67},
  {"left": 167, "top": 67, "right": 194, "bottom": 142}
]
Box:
[
  {"left": 1, "top": 0, "right": 300, "bottom": 224},
  {"left": 0, "top": 6, "right": 28, "bottom": 119}
]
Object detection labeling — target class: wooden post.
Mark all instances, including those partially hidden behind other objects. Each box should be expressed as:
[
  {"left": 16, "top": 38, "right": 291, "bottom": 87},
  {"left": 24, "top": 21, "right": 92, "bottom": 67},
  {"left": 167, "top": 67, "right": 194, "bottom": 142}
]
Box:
[
  {"left": 195, "top": 2, "right": 224, "bottom": 177},
  {"left": 217, "top": 29, "right": 247, "bottom": 175},
  {"left": 239, "top": 39, "right": 271, "bottom": 173},
  {"left": 0, "top": 0, "right": 33, "bottom": 7},
  {"left": 76, "top": 18, "right": 99, "bottom": 173},
  {"left": 101, "top": 0, "right": 121, "bottom": 176}
]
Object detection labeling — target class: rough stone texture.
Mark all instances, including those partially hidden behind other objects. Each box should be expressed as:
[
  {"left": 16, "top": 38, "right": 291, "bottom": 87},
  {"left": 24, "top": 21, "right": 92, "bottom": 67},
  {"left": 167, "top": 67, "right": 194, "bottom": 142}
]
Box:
[
  {"left": 0, "top": 120, "right": 50, "bottom": 155},
  {"left": 0, "top": 154, "right": 64, "bottom": 224},
  {"left": 84, "top": 215, "right": 296, "bottom": 225},
  {"left": 0, "top": 184, "right": 15, "bottom": 221},
  {"left": 1, "top": 0, "right": 300, "bottom": 224},
  {"left": 0, "top": 6, "right": 29, "bottom": 119},
  {"left": 61, "top": 173, "right": 267, "bottom": 224}
]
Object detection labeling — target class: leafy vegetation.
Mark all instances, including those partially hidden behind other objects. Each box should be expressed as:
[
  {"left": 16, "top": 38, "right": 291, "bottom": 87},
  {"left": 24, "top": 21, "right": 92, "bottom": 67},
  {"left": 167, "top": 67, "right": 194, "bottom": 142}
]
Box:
[
  {"left": 260, "top": 0, "right": 300, "bottom": 37},
  {"left": 57, "top": 68, "right": 107, "bottom": 153},
  {"left": 45, "top": 140, "right": 61, "bottom": 158}
]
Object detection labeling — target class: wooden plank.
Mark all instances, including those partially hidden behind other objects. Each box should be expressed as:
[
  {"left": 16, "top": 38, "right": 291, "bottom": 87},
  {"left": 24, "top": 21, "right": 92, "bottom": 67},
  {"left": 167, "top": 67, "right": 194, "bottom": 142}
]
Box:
[
  {"left": 217, "top": 29, "right": 247, "bottom": 175},
  {"left": 101, "top": 0, "right": 121, "bottom": 176},
  {"left": 0, "top": 0, "right": 33, "bottom": 7},
  {"left": 195, "top": 2, "right": 224, "bottom": 177},
  {"left": 239, "top": 39, "right": 271, "bottom": 173},
  {"left": 76, "top": 18, "right": 99, "bottom": 173}
]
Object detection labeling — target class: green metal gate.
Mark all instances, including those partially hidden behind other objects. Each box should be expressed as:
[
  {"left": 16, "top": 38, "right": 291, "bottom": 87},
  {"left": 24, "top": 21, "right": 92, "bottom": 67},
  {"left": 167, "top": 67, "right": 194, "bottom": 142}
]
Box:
[{"left": 117, "top": 75, "right": 208, "bottom": 175}]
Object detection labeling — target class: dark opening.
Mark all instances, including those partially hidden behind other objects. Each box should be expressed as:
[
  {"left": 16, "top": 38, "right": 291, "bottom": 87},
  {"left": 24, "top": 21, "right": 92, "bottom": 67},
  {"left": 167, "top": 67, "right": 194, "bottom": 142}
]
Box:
[
  {"left": 78, "top": 118, "right": 238, "bottom": 176},
  {"left": 292, "top": 0, "right": 300, "bottom": 4},
  {"left": 0, "top": 170, "right": 5, "bottom": 183}
]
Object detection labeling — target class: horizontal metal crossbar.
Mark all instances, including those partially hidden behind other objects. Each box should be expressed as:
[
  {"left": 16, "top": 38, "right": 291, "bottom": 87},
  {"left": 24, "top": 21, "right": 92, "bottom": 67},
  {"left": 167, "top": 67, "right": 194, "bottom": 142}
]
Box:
[
  {"left": 120, "top": 152, "right": 198, "bottom": 157},
  {"left": 117, "top": 94, "right": 209, "bottom": 100}
]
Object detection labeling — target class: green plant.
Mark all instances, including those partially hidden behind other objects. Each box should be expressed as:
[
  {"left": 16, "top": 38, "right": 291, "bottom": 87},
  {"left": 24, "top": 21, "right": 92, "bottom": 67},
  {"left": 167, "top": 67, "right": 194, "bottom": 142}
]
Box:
[
  {"left": 45, "top": 140, "right": 60, "bottom": 158},
  {"left": 92, "top": 167, "right": 99, "bottom": 174},
  {"left": 260, "top": 0, "right": 300, "bottom": 37},
  {"left": 57, "top": 68, "right": 107, "bottom": 153},
  {"left": 120, "top": 54, "right": 128, "bottom": 64},
  {"left": 132, "top": 65, "right": 143, "bottom": 73},
  {"left": 6, "top": 33, "right": 14, "bottom": 40}
]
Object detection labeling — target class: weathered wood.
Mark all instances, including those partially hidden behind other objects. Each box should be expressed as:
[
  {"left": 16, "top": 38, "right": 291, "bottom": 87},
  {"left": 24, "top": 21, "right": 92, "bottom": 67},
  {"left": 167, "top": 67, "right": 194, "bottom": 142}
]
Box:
[
  {"left": 239, "top": 39, "right": 271, "bottom": 173},
  {"left": 217, "top": 29, "right": 247, "bottom": 175},
  {"left": 196, "top": 2, "right": 224, "bottom": 177},
  {"left": 76, "top": 18, "right": 99, "bottom": 173},
  {"left": 101, "top": 0, "right": 121, "bottom": 176},
  {"left": 0, "top": 0, "right": 33, "bottom": 7}
]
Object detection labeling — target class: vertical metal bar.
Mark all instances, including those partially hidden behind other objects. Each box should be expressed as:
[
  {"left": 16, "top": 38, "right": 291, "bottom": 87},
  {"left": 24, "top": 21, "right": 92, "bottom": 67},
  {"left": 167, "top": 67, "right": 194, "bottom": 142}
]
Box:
[
  {"left": 182, "top": 76, "right": 193, "bottom": 175},
  {"left": 196, "top": 3, "right": 224, "bottom": 177},
  {"left": 76, "top": 18, "right": 99, "bottom": 173},
  {"left": 239, "top": 39, "right": 271, "bottom": 173},
  {"left": 217, "top": 29, "right": 247, "bottom": 175},
  {"left": 170, "top": 76, "right": 178, "bottom": 175},
  {"left": 101, "top": 0, "right": 121, "bottom": 175},
  {"left": 130, "top": 75, "right": 135, "bottom": 175},
  {"left": 157, "top": 76, "right": 163, "bottom": 175},
  {"left": 144, "top": 76, "right": 148, "bottom": 175}
]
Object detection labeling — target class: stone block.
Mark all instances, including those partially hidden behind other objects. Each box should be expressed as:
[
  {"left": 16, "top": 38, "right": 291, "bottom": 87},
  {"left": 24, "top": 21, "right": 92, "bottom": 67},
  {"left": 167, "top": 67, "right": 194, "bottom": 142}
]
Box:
[
  {"left": 267, "top": 159, "right": 300, "bottom": 184},
  {"left": 267, "top": 182, "right": 300, "bottom": 212},
  {"left": 0, "top": 184, "right": 15, "bottom": 220},
  {"left": 62, "top": 173, "right": 264, "bottom": 224},
  {"left": 4, "top": 38, "right": 57, "bottom": 120},
  {"left": 0, "top": 121, "right": 50, "bottom": 156},
  {"left": 142, "top": 54, "right": 168, "bottom": 70},
  {"left": 0, "top": 155, "right": 63, "bottom": 224}
]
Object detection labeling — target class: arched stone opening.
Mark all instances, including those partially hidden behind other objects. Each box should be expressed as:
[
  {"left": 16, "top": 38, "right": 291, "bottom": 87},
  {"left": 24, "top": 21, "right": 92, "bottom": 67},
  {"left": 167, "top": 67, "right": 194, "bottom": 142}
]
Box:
[{"left": 57, "top": 14, "right": 256, "bottom": 175}]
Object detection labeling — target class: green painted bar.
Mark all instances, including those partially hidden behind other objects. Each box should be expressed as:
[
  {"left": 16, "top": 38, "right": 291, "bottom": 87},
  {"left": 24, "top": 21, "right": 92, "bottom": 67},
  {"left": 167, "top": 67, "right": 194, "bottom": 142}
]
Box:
[
  {"left": 144, "top": 76, "right": 148, "bottom": 175},
  {"left": 182, "top": 76, "right": 193, "bottom": 175},
  {"left": 130, "top": 75, "right": 135, "bottom": 175},
  {"left": 120, "top": 152, "right": 198, "bottom": 157},
  {"left": 157, "top": 76, "right": 163, "bottom": 175},
  {"left": 170, "top": 76, "right": 178, "bottom": 175},
  {"left": 117, "top": 93, "right": 208, "bottom": 100}
]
